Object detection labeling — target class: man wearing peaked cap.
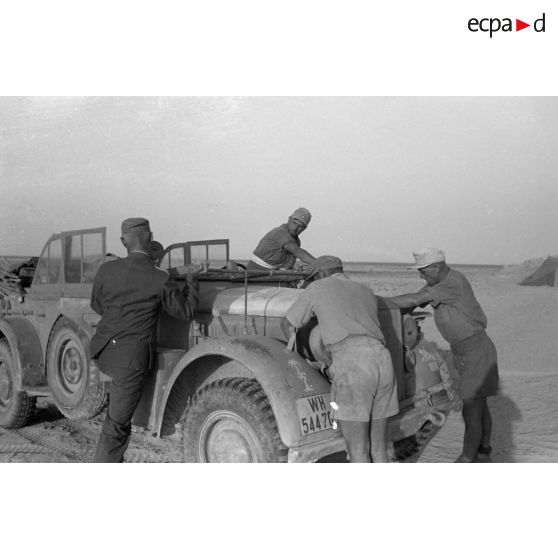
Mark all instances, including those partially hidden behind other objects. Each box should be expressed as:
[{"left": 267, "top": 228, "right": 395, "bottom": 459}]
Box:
[
  {"left": 90, "top": 217, "right": 199, "bottom": 463},
  {"left": 387, "top": 248, "right": 499, "bottom": 463},
  {"left": 407, "top": 247, "right": 446, "bottom": 269},
  {"left": 285, "top": 255, "right": 398, "bottom": 463},
  {"left": 247, "top": 207, "right": 316, "bottom": 271}
]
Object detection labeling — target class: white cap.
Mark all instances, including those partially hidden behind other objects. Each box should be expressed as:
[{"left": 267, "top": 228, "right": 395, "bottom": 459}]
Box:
[{"left": 408, "top": 247, "right": 446, "bottom": 269}]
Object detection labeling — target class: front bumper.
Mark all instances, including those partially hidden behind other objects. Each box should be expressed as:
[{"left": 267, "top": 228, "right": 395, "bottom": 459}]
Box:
[
  {"left": 288, "top": 386, "right": 455, "bottom": 463},
  {"left": 288, "top": 432, "right": 346, "bottom": 463},
  {"left": 388, "top": 387, "right": 454, "bottom": 442}
]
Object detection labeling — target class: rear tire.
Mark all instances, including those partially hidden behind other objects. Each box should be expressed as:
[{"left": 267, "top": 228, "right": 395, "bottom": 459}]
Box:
[
  {"left": 46, "top": 318, "right": 107, "bottom": 420},
  {"left": 181, "top": 378, "right": 288, "bottom": 463},
  {"left": 0, "top": 340, "right": 36, "bottom": 428}
]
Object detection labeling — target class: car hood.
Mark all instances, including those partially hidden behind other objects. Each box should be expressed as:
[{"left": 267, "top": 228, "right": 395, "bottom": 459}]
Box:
[{"left": 200, "top": 285, "right": 302, "bottom": 318}]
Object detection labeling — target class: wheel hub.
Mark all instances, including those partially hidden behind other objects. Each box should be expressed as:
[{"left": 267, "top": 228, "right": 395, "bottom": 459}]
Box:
[
  {"left": 200, "top": 411, "right": 261, "bottom": 463},
  {"left": 58, "top": 341, "right": 85, "bottom": 394},
  {"left": 0, "top": 362, "right": 12, "bottom": 404}
]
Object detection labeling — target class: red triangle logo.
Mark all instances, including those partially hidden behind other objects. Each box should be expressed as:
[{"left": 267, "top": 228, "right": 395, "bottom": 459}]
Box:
[{"left": 516, "top": 19, "right": 530, "bottom": 31}]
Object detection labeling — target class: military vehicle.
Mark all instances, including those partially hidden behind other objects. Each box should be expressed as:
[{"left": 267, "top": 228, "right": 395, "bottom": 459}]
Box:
[{"left": 0, "top": 227, "right": 456, "bottom": 462}]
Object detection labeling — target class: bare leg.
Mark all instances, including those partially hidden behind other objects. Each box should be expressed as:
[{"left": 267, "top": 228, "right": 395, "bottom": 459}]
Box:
[
  {"left": 338, "top": 420, "right": 371, "bottom": 462},
  {"left": 370, "top": 417, "right": 389, "bottom": 463}
]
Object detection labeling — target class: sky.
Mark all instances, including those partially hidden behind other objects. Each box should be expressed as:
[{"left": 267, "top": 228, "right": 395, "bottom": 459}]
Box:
[{"left": 1, "top": 96, "right": 557, "bottom": 264}]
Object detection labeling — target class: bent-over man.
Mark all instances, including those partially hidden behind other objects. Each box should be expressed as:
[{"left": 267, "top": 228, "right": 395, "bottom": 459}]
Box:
[
  {"left": 247, "top": 207, "right": 316, "bottom": 271},
  {"left": 386, "top": 247, "right": 499, "bottom": 463},
  {"left": 90, "top": 218, "right": 198, "bottom": 463},
  {"left": 285, "top": 256, "right": 398, "bottom": 462}
]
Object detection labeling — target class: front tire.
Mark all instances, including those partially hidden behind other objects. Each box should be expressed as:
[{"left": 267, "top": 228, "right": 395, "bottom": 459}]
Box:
[
  {"left": 0, "top": 340, "right": 36, "bottom": 428},
  {"left": 181, "top": 378, "right": 288, "bottom": 463},
  {"left": 46, "top": 318, "right": 107, "bottom": 420}
]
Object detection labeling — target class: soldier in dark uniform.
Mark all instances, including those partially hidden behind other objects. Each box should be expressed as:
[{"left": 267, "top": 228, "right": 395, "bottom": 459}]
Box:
[{"left": 90, "top": 218, "right": 198, "bottom": 463}]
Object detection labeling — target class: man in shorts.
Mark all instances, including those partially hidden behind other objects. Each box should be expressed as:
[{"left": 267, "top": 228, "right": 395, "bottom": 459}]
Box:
[
  {"left": 247, "top": 207, "right": 316, "bottom": 271},
  {"left": 386, "top": 247, "right": 499, "bottom": 463},
  {"left": 285, "top": 256, "right": 398, "bottom": 462}
]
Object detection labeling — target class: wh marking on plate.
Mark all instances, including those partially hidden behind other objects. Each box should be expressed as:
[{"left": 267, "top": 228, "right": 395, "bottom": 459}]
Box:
[{"left": 296, "top": 393, "right": 334, "bottom": 435}]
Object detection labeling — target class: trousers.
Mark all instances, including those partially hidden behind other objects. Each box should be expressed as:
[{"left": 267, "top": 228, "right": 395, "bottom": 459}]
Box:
[{"left": 93, "top": 364, "right": 148, "bottom": 463}]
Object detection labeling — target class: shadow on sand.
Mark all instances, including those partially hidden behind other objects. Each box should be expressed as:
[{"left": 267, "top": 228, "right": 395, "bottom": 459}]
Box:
[
  {"left": 486, "top": 390, "right": 522, "bottom": 463},
  {"left": 28, "top": 400, "right": 65, "bottom": 427}
]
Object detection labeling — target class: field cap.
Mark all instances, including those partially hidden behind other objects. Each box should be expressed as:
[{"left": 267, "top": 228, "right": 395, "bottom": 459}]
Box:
[
  {"left": 150, "top": 240, "right": 164, "bottom": 252},
  {"left": 121, "top": 217, "right": 151, "bottom": 235},
  {"left": 307, "top": 255, "right": 343, "bottom": 278},
  {"left": 290, "top": 207, "right": 312, "bottom": 227},
  {"left": 408, "top": 247, "right": 446, "bottom": 269},
  {"left": 150, "top": 240, "right": 164, "bottom": 260}
]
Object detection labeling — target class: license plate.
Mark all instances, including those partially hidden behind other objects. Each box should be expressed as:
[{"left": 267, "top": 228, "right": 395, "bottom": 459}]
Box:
[{"left": 296, "top": 393, "right": 334, "bottom": 435}]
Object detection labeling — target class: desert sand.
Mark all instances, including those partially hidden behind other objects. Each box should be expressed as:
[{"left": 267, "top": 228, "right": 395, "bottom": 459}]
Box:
[{"left": 1, "top": 263, "right": 557, "bottom": 463}]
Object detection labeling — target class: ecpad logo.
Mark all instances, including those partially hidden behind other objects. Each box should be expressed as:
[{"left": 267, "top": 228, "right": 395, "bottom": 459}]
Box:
[{"left": 468, "top": 13, "right": 546, "bottom": 38}]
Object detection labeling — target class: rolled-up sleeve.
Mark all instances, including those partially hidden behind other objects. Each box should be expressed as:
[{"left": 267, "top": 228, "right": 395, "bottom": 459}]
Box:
[
  {"left": 285, "top": 288, "right": 314, "bottom": 328},
  {"left": 423, "top": 279, "right": 461, "bottom": 308},
  {"left": 275, "top": 227, "right": 295, "bottom": 248}
]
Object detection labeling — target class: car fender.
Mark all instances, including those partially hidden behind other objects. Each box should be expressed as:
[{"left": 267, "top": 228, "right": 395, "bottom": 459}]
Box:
[
  {"left": 157, "top": 335, "right": 334, "bottom": 448},
  {"left": 0, "top": 317, "right": 44, "bottom": 389}
]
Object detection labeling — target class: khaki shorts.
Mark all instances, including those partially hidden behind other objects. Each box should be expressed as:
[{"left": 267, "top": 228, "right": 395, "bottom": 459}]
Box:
[
  {"left": 328, "top": 336, "right": 399, "bottom": 421},
  {"left": 451, "top": 330, "right": 499, "bottom": 399}
]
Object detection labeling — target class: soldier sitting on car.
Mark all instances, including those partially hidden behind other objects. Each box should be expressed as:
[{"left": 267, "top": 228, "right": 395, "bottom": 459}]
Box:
[{"left": 247, "top": 208, "right": 316, "bottom": 271}]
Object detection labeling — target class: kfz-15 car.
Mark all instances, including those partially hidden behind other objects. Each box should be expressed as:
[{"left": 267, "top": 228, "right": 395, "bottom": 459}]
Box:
[{"left": 0, "top": 227, "right": 457, "bottom": 462}]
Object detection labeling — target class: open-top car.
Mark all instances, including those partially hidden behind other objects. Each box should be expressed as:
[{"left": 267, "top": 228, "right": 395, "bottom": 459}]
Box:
[{"left": 0, "top": 227, "right": 457, "bottom": 462}]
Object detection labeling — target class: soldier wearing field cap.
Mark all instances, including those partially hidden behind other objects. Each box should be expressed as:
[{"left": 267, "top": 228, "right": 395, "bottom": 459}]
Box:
[
  {"left": 149, "top": 240, "right": 165, "bottom": 264},
  {"left": 285, "top": 255, "right": 398, "bottom": 463},
  {"left": 387, "top": 247, "right": 499, "bottom": 463},
  {"left": 247, "top": 207, "right": 316, "bottom": 271},
  {"left": 90, "top": 217, "right": 199, "bottom": 463}
]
